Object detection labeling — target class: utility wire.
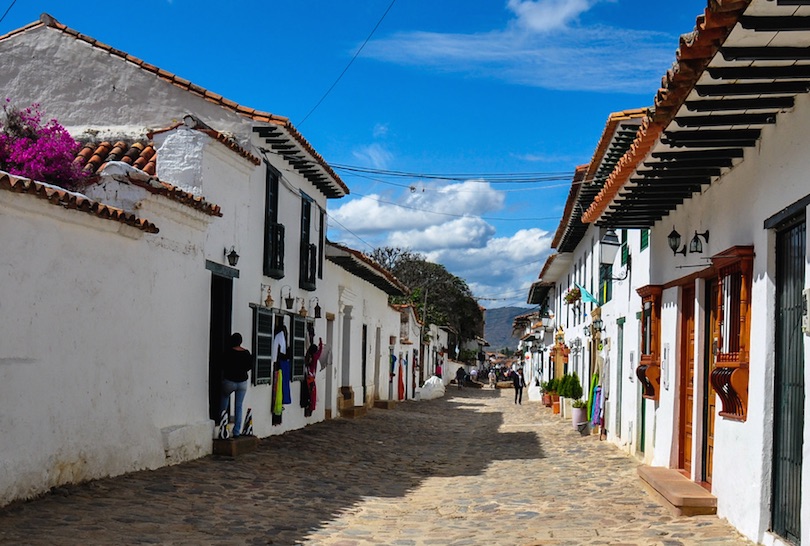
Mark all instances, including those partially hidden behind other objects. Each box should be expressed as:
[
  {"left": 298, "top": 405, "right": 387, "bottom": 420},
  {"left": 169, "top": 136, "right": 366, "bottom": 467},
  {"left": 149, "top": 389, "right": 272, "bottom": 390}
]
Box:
[
  {"left": 0, "top": 0, "right": 17, "bottom": 25},
  {"left": 341, "top": 171, "right": 572, "bottom": 193},
  {"left": 346, "top": 191, "right": 561, "bottom": 222},
  {"left": 298, "top": 0, "right": 397, "bottom": 127},
  {"left": 333, "top": 163, "right": 571, "bottom": 183}
]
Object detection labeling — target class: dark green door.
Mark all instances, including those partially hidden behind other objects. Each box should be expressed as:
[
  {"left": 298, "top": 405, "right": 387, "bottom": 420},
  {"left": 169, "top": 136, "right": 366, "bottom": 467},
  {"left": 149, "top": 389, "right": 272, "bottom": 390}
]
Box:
[{"left": 772, "top": 213, "right": 805, "bottom": 544}]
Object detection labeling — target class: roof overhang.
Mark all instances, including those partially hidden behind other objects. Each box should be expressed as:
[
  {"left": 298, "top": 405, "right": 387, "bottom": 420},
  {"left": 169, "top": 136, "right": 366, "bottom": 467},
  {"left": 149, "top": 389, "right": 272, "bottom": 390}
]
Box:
[
  {"left": 527, "top": 281, "right": 554, "bottom": 305},
  {"left": 254, "top": 123, "right": 348, "bottom": 199},
  {"left": 325, "top": 242, "right": 407, "bottom": 297},
  {"left": 552, "top": 110, "right": 646, "bottom": 251},
  {"left": 584, "top": 0, "right": 810, "bottom": 227}
]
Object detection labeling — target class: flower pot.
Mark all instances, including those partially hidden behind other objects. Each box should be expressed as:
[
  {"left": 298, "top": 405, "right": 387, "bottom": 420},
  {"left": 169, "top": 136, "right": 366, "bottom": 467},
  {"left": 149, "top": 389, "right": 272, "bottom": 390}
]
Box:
[
  {"left": 542, "top": 393, "right": 552, "bottom": 407},
  {"left": 552, "top": 400, "right": 560, "bottom": 414},
  {"left": 572, "top": 406, "right": 589, "bottom": 430},
  {"left": 551, "top": 393, "right": 560, "bottom": 403},
  {"left": 561, "top": 397, "right": 572, "bottom": 419}
]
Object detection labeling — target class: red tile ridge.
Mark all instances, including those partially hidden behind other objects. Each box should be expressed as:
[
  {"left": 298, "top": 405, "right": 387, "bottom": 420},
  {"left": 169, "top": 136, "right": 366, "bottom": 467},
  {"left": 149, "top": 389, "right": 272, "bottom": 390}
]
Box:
[
  {"left": 582, "top": 1, "right": 753, "bottom": 224},
  {"left": 0, "top": 170, "right": 159, "bottom": 233}
]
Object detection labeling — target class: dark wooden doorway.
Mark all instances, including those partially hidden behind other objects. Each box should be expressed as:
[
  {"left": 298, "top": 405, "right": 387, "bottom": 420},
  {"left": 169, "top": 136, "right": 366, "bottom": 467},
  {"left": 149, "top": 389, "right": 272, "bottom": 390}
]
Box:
[
  {"left": 208, "top": 274, "right": 233, "bottom": 421},
  {"left": 701, "top": 280, "right": 718, "bottom": 485},
  {"left": 772, "top": 213, "right": 805, "bottom": 544},
  {"left": 679, "top": 284, "right": 696, "bottom": 474}
]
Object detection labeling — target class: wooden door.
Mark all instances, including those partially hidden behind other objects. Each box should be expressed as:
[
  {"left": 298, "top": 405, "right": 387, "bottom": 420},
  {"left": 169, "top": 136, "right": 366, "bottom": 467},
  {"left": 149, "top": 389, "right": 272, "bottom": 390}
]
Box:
[
  {"left": 679, "top": 285, "right": 695, "bottom": 473},
  {"left": 701, "top": 281, "right": 718, "bottom": 484}
]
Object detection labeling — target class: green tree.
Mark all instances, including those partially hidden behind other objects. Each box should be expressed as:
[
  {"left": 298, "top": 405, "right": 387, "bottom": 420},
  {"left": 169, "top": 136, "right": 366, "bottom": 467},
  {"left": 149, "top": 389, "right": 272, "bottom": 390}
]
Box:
[{"left": 369, "top": 246, "right": 484, "bottom": 343}]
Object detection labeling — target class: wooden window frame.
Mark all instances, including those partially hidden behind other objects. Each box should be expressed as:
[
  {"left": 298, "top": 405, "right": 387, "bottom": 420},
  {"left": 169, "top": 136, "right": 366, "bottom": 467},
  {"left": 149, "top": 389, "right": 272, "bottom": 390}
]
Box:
[
  {"left": 636, "top": 284, "right": 663, "bottom": 400},
  {"left": 709, "top": 246, "right": 754, "bottom": 421},
  {"left": 263, "top": 164, "right": 285, "bottom": 279},
  {"left": 299, "top": 193, "right": 316, "bottom": 291}
]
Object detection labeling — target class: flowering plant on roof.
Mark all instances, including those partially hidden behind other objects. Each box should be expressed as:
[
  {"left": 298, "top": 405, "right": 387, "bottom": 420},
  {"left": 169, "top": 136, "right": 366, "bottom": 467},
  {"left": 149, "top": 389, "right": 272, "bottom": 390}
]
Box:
[
  {"left": 563, "top": 287, "right": 581, "bottom": 305},
  {"left": 0, "top": 99, "right": 83, "bottom": 188}
]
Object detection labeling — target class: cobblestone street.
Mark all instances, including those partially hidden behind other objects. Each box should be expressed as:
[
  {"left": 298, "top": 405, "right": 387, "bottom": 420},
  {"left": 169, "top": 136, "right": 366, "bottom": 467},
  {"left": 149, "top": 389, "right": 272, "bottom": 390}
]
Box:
[{"left": 0, "top": 387, "right": 753, "bottom": 545}]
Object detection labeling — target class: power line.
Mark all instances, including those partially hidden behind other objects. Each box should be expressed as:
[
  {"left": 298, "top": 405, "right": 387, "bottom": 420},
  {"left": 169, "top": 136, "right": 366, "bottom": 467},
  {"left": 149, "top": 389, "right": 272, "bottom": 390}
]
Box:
[
  {"left": 344, "top": 191, "right": 562, "bottom": 222},
  {"left": 341, "top": 170, "right": 572, "bottom": 193},
  {"left": 298, "top": 0, "right": 397, "bottom": 127},
  {"left": 332, "top": 163, "right": 572, "bottom": 183},
  {"left": 0, "top": 0, "right": 17, "bottom": 25}
]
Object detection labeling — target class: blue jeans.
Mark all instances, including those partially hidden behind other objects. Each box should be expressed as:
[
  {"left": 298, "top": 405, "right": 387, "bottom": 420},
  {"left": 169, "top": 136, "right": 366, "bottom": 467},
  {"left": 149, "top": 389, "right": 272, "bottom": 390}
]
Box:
[{"left": 221, "top": 379, "right": 248, "bottom": 436}]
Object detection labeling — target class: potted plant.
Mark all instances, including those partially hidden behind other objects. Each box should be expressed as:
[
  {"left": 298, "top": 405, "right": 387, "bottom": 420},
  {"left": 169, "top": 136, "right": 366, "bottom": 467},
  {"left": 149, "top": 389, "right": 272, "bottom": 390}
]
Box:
[
  {"left": 563, "top": 287, "right": 581, "bottom": 305},
  {"left": 540, "top": 380, "right": 553, "bottom": 407},
  {"left": 571, "top": 399, "right": 589, "bottom": 431},
  {"left": 557, "top": 374, "right": 573, "bottom": 418}
]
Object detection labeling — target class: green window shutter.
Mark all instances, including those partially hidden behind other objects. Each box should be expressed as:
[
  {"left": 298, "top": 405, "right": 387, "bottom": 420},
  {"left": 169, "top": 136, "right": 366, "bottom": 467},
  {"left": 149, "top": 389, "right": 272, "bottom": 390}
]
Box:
[
  {"left": 621, "top": 229, "right": 629, "bottom": 266},
  {"left": 640, "top": 229, "right": 649, "bottom": 251}
]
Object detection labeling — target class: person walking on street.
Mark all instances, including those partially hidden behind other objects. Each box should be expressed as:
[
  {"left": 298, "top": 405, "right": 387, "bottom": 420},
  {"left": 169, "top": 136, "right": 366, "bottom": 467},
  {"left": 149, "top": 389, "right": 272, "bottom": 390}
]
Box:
[
  {"left": 455, "top": 366, "right": 466, "bottom": 390},
  {"left": 488, "top": 368, "right": 497, "bottom": 389},
  {"left": 512, "top": 368, "right": 526, "bottom": 404},
  {"left": 220, "top": 332, "right": 253, "bottom": 437}
]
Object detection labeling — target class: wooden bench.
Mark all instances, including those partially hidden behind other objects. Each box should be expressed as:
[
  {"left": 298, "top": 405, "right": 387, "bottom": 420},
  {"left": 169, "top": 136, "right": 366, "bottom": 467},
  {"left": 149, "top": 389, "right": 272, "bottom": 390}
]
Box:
[{"left": 637, "top": 465, "right": 717, "bottom": 516}]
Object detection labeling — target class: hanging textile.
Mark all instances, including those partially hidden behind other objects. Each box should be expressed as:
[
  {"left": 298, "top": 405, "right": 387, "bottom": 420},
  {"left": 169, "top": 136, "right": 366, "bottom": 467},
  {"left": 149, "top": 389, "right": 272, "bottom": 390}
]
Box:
[
  {"left": 272, "top": 367, "right": 283, "bottom": 425},
  {"left": 592, "top": 385, "right": 603, "bottom": 426},
  {"left": 587, "top": 372, "right": 599, "bottom": 420},
  {"left": 398, "top": 362, "right": 405, "bottom": 400},
  {"left": 279, "top": 358, "right": 292, "bottom": 404},
  {"left": 304, "top": 340, "right": 323, "bottom": 417}
]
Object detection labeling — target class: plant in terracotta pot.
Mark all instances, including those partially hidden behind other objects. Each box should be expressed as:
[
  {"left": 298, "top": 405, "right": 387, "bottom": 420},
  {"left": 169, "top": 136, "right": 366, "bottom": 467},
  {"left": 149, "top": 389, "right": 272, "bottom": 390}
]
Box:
[
  {"left": 557, "top": 374, "right": 575, "bottom": 418},
  {"left": 568, "top": 374, "right": 588, "bottom": 430}
]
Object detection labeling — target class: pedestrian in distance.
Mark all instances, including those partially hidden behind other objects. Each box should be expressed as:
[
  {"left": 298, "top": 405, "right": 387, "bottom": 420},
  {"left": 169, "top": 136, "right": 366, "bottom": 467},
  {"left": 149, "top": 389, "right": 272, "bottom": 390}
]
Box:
[
  {"left": 512, "top": 368, "right": 526, "bottom": 404},
  {"left": 220, "top": 332, "right": 253, "bottom": 437},
  {"left": 488, "top": 369, "right": 497, "bottom": 389},
  {"left": 455, "top": 366, "right": 466, "bottom": 390}
]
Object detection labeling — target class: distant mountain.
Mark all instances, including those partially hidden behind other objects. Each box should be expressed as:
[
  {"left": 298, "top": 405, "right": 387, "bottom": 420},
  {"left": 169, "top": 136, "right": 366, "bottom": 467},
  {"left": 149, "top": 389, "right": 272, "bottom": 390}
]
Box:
[{"left": 484, "top": 306, "right": 531, "bottom": 352}]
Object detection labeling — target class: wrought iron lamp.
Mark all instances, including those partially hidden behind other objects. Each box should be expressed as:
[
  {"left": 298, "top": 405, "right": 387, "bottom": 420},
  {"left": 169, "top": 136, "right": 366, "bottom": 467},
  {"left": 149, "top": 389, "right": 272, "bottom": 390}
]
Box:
[
  {"left": 225, "top": 246, "right": 240, "bottom": 267},
  {"left": 668, "top": 228, "right": 687, "bottom": 256},
  {"left": 600, "top": 229, "right": 630, "bottom": 280},
  {"left": 281, "top": 285, "right": 294, "bottom": 310},
  {"left": 689, "top": 230, "right": 710, "bottom": 254},
  {"left": 310, "top": 297, "right": 322, "bottom": 319}
]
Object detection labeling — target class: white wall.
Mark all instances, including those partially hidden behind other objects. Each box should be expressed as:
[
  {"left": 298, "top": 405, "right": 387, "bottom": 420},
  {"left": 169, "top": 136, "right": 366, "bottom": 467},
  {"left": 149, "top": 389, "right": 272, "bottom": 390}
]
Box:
[
  {"left": 0, "top": 185, "right": 214, "bottom": 506},
  {"left": 645, "top": 87, "right": 810, "bottom": 544}
]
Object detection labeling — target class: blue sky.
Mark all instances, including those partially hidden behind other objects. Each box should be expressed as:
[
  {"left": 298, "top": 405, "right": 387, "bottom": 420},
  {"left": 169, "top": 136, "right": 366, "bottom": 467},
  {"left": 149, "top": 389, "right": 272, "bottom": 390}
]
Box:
[{"left": 1, "top": 0, "right": 707, "bottom": 308}]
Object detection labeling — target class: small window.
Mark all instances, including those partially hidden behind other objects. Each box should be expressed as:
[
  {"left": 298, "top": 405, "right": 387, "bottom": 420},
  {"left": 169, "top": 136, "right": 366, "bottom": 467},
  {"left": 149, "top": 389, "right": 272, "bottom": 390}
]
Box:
[{"left": 640, "top": 229, "right": 649, "bottom": 251}]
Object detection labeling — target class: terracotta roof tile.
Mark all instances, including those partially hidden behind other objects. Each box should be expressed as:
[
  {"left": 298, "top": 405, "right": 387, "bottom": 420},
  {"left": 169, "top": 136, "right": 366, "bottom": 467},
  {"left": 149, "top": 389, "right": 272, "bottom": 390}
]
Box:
[
  {"left": 582, "top": 1, "right": 753, "bottom": 223},
  {"left": 0, "top": 171, "right": 159, "bottom": 233},
  {"left": 73, "top": 139, "right": 221, "bottom": 217},
  {"left": 8, "top": 14, "right": 348, "bottom": 197}
]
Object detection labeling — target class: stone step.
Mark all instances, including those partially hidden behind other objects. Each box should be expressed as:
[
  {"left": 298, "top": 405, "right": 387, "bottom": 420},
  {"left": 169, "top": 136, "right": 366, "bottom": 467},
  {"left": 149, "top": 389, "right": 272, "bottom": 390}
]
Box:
[
  {"left": 638, "top": 465, "right": 717, "bottom": 516},
  {"left": 339, "top": 406, "right": 368, "bottom": 419},
  {"left": 373, "top": 400, "right": 397, "bottom": 409},
  {"left": 212, "top": 435, "right": 259, "bottom": 457}
]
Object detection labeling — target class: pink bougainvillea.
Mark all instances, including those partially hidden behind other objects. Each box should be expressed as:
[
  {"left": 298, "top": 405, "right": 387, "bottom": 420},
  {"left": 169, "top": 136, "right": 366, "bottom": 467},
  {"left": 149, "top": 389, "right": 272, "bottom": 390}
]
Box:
[{"left": 0, "top": 99, "right": 83, "bottom": 188}]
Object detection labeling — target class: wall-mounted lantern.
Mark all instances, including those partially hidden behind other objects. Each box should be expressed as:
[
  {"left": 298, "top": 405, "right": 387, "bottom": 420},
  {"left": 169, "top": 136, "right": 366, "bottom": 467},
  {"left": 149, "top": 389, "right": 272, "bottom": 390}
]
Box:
[
  {"left": 689, "top": 230, "right": 710, "bottom": 254},
  {"left": 225, "top": 246, "right": 240, "bottom": 267},
  {"left": 668, "top": 228, "right": 687, "bottom": 256}
]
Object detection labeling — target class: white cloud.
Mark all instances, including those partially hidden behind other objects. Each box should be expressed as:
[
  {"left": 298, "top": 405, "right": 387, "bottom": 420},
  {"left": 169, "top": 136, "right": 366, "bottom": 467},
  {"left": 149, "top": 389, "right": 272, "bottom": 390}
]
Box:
[
  {"left": 361, "top": 3, "right": 674, "bottom": 93},
  {"left": 351, "top": 143, "right": 393, "bottom": 169},
  {"left": 388, "top": 216, "right": 495, "bottom": 251},
  {"left": 329, "top": 179, "right": 505, "bottom": 235},
  {"left": 507, "top": 0, "right": 598, "bottom": 33}
]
